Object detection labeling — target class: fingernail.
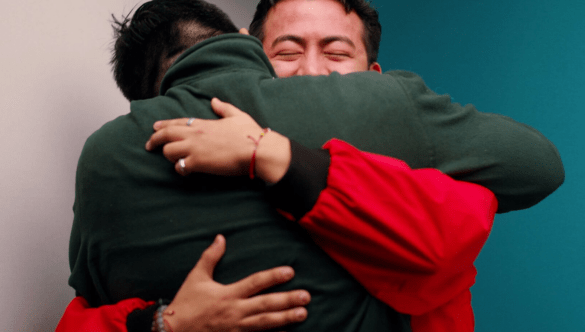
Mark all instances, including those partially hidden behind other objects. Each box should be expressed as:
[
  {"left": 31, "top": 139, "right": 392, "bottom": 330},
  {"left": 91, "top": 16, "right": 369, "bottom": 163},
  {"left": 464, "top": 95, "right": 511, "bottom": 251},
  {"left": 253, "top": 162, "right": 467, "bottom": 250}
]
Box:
[
  {"left": 279, "top": 266, "right": 294, "bottom": 278},
  {"left": 295, "top": 308, "right": 307, "bottom": 319},
  {"left": 145, "top": 141, "right": 151, "bottom": 150},
  {"left": 153, "top": 121, "right": 161, "bottom": 130},
  {"left": 298, "top": 291, "right": 310, "bottom": 303}
]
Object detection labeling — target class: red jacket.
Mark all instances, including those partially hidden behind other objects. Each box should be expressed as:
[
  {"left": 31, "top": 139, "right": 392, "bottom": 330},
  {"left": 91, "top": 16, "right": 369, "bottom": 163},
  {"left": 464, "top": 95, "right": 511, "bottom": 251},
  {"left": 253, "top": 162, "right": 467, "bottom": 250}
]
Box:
[
  {"left": 56, "top": 139, "right": 496, "bottom": 332},
  {"left": 300, "top": 140, "right": 496, "bottom": 331}
]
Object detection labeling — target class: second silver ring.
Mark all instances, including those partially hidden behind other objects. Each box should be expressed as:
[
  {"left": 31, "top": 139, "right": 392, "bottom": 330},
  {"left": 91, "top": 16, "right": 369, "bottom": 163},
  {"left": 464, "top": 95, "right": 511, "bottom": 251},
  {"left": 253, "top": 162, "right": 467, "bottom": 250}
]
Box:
[{"left": 178, "top": 158, "right": 186, "bottom": 175}]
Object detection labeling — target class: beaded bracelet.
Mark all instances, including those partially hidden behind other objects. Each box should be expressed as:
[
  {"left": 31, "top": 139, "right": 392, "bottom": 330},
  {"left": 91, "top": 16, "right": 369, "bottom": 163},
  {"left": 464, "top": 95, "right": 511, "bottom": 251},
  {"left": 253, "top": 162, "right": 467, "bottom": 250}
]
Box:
[
  {"left": 247, "top": 128, "right": 271, "bottom": 179},
  {"left": 152, "top": 300, "right": 174, "bottom": 332}
]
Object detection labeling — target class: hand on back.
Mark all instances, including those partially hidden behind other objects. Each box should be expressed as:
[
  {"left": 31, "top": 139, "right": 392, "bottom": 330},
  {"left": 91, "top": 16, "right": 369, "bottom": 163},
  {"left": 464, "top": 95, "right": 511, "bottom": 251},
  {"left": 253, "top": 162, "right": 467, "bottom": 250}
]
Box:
[{"left": 164, "top": 234, "right": 310, "bottom": 332}]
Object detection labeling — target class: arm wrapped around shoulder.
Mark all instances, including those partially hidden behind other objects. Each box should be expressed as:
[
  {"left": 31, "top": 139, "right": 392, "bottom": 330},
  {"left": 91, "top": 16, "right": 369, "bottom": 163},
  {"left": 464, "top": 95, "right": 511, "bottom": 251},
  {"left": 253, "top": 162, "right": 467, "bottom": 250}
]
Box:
[{"left": 391, "top": 70, "right": 564, "bottom": 213}]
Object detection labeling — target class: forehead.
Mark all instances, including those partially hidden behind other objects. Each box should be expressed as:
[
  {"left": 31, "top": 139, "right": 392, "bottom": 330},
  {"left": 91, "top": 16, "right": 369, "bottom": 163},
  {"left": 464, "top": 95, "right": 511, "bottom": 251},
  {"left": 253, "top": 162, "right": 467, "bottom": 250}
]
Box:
[{"left": 263, "top": 0, "right": 365, "bottom": 46}]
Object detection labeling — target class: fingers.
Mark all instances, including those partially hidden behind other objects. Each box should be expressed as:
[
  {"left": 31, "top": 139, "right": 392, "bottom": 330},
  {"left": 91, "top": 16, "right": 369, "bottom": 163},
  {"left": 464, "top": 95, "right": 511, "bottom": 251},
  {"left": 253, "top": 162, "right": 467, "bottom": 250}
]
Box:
[
  {"left": 230, "top": 266, "right": 295, "bottom": 298},
  {"left": 151, "top": 97, "right": 236, "bottom": 130},
  {"left": 146, "top": 126, "right": 190, "bottom": 151},
  {"left": 211, "top": 98, "right": 244, "bottom": 118},
  {"left": 161, "top": 140, "right": 190, "bottom": 164},
  {"left": 153, "top": 118, "right": 194, "bottom": 131},
  {"left": 239, "top": 307, "right": 308, "bottom": 331},
  {"left": 192, "top": 235, "right": 226, "bottom": 279},
  {"left": 151, "top": 98, "right": 236, "bottom": 129},
  {"left": 242, "top": 290, "right": 310, "bottom": 317}
]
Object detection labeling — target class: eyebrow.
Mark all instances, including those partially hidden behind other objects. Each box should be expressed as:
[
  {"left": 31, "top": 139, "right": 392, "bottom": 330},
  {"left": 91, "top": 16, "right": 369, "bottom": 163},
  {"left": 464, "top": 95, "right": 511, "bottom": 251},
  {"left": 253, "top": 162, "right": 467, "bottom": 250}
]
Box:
[
  {"left": 271, "top": 35, "right": 356, "bottom": 49},
  {"left": 271, "top": 35, "right": 306, "bottom": 48},
  {"left": 320, "top": 36, "right": 356, "bottom": 49}
]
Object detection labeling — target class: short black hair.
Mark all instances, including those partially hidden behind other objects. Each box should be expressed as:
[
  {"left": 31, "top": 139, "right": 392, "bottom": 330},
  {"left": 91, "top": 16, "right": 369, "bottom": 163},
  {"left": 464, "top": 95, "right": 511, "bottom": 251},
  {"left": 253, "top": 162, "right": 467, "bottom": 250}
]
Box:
[
  {"left": 249, "top": 0, "right": 381, "bottom": 65},
  {"left": 111, "top": 0, "right": 238, "bottom": 101}
]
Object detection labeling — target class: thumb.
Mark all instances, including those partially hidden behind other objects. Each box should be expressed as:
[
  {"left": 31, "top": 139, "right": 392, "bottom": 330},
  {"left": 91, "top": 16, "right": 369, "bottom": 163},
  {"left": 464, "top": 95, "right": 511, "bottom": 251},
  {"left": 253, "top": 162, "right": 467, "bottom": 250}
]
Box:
[
  {"left": 193, "top": 234, "right": 226, "bottom": 279},
  {"left": 211, "top": 98, "right": 241, "bottom": 118}
]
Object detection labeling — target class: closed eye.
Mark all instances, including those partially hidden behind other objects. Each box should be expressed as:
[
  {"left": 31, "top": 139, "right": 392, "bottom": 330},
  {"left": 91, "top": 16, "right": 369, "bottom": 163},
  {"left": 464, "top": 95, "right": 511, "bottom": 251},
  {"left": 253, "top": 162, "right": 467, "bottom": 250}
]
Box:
[
  {"left": 275, "top": 52, "right": 302, "bottom": 61},
  {"left": 325, "top": 52, "right": 350, "bottom": 61}
]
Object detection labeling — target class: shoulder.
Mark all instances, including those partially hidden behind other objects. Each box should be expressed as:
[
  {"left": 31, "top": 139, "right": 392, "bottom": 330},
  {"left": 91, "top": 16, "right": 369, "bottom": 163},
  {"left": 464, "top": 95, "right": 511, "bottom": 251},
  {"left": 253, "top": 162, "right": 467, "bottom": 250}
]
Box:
[
  {"left": 77, "top": 115, "right": 134, "bottom": 170},
  {"left": 384, "top": 70, "right": 431, "bottom": 94},
  {"left": 85, "top": 115, "right": 131, "bottom": 150},
  {"left": 383, "top": 70, "right": 453, "bottom": 110}
]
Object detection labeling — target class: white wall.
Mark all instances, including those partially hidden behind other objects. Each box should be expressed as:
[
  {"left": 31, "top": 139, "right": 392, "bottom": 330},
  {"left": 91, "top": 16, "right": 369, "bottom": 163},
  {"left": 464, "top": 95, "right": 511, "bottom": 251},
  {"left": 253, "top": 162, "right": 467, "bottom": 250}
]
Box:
[{"left": 0, "top": 1, "right": 257, "bottom": 330}]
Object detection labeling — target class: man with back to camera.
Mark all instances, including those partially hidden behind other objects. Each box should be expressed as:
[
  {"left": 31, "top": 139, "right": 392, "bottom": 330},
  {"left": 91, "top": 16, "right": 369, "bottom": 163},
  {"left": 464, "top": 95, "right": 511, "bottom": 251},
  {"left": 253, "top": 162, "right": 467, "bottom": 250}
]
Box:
[{"left": 57, "top": 0, "right": 564, "bottom": 331}]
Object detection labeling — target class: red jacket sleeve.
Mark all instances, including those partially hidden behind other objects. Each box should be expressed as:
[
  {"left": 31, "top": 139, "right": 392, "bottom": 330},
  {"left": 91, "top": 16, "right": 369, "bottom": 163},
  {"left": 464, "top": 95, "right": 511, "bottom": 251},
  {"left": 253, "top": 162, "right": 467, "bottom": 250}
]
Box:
[
  {"left": 55, "top": 296, "right": 153, "bottom": 332},
  {"left": 299, "top": 139, "right": 498, "bottom": 315}
]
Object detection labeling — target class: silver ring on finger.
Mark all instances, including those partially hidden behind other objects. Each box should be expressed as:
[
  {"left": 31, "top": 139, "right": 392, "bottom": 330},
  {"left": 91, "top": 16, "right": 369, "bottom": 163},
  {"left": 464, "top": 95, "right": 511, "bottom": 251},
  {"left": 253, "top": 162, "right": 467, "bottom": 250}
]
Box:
[
  {"left": 186, "top": 118, "right": 196, "bottom": 126},
  {"left": 178, "top": 158, "right": 186, "bottom": 175}
]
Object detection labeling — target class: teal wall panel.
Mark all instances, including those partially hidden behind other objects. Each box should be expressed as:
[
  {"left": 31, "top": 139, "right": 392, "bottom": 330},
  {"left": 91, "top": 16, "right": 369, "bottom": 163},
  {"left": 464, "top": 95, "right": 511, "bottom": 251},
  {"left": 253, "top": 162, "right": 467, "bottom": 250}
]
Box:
[{"left": 373, "top": 1, "right": 584, "bottom": 331}]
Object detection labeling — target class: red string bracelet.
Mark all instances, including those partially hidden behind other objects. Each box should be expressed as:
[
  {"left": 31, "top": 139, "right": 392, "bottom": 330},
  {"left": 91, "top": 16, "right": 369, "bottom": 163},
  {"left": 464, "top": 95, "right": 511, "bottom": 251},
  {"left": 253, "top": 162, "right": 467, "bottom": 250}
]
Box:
[
  {"left": 248, "top": 128, "right": 271, "bottom": 179},
  {"left": 163, "top": 319, "right": 174, "bottom": 332}
]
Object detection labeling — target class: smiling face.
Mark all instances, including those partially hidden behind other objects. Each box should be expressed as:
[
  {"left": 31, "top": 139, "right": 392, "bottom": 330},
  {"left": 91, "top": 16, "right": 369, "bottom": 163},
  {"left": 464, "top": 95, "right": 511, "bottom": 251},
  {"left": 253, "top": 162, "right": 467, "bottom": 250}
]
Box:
[{"left": 262, "top": 0, "right": 381, "bottom": 77}]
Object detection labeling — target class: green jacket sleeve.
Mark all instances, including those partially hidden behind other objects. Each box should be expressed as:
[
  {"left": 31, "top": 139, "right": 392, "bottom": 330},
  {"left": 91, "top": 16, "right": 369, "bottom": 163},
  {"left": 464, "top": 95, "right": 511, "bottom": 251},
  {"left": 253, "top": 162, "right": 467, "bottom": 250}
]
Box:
[
  {"left": 391, "top": 71, "right": 564, "bottom": 212},
  {"left": 255, "top": 70, "right": 563, "bottom": 213}
]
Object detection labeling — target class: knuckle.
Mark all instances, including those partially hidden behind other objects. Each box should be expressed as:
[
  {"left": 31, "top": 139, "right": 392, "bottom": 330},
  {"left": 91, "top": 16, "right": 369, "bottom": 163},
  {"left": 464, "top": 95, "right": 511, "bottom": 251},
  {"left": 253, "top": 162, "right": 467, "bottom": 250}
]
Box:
[
  {"left": 256, "top": 296, "right": 272, "bottom": 311},
  {"left": 246, "top": 275, "right": 265, "bottom": 292},
  {"left": 200, "top": 245, "right": 215, "bottom": 260},
  {"left": 162, "top": 144, "right": 172, "bottom": 157},
  {"left": 157, "top": 128, "right": 169, "bottom": 139},
  {"left": 258, "top": 269, "right": 279, "bottom": 285},
  {"left": 148, "top": 132, "right": 161, "bottom": 146},
  {"left": 242, "top": 314, "right": 275, "bottom": 331},
  {"left": 255, "top": 314, "right": 272, "bottom": 326}
]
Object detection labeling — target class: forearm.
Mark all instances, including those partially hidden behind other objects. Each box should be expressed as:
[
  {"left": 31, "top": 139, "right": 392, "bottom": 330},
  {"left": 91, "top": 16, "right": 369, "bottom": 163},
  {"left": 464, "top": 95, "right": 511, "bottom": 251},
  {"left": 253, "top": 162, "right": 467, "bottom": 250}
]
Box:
[
  {"left": 433, "top": 109, "right": 564, "bottom": 212},
  {"left": 391, "top": 71, "right": 565, "bottom": 212},
  {"left": 268, "top": 139, "right": 497, "bottom": 315}
]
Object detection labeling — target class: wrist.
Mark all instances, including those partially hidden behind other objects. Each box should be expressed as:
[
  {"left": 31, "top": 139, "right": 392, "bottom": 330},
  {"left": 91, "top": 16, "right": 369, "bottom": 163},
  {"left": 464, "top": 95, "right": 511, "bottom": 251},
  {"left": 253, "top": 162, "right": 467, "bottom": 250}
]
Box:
[
  {"left": 247, "top": 128, "right": 272, "bottom": 180},
  {"left": 254, "top": 131, "right": 291, "bottom": 184},
  {"left": 265, "top": 140, "right": 331, "bottom": 219},
  {"left": 152, "top": 300, "right": 175, "bottom": 332},
  {"left": 163, "top": 318, "right": 175, "bottom": 332}
]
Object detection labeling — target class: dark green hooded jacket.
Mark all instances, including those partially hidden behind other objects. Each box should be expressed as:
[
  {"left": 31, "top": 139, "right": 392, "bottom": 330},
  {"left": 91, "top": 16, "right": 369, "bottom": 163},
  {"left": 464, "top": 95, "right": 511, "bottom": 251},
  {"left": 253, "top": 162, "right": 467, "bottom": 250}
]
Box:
[{"left": 69, "top": 34, "right": 563, "bottom": 331}]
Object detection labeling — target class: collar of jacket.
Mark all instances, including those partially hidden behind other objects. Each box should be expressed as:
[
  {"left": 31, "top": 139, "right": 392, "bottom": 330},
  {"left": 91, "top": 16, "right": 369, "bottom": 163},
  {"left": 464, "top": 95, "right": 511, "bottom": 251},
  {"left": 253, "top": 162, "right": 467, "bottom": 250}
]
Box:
[{"left": 159, "top": 34, "right": 277, "bottom": 95}]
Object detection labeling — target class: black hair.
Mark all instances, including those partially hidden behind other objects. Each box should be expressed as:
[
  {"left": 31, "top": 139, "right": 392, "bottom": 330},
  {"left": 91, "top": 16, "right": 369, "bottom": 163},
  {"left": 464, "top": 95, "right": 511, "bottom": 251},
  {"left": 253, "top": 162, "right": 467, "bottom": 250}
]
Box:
[
  {"left": 249, "top": 0, "right": 381, "bottom": 65},
  {"left": 111, "top": 0, "right": 238, "bottom": 101}
]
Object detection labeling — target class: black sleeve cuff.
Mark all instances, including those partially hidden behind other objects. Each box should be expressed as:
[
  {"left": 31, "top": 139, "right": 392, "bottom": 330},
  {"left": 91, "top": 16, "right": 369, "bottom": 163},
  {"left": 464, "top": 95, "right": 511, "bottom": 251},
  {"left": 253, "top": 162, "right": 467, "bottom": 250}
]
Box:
[
  {"left": 126, "top": 300, "right": 169, "bottom": 332},
  {"left": 266, "top": 140, "right": 331, "bottom": 220}
]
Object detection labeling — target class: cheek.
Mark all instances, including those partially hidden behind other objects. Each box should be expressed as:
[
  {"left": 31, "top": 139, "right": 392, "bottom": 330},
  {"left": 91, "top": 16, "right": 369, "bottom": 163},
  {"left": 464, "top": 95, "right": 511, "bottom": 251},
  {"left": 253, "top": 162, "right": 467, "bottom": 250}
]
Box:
[
  {"left": 270, "top": 60, "right": 299, "bottom": 78},
  {"left": 329, "top": 60, "right": 365, "bottom": 75}
]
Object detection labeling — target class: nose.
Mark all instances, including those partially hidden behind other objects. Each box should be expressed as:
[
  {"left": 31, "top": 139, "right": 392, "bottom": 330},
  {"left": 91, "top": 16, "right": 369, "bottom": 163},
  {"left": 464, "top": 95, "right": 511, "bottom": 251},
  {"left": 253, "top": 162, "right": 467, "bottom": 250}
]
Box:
[{"left": 297, "top": 54, "right": 329, "bottom": 76}]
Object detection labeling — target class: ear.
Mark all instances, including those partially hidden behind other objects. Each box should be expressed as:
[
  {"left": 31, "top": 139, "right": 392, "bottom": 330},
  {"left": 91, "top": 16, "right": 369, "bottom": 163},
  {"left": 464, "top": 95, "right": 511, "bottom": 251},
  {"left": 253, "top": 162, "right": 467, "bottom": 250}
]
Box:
[
  {"left": 369, "top": 62, "right": 382, "bottom": 73},
  {"left": 239, "top": 28, "right": 250, "bottom": 35}
]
